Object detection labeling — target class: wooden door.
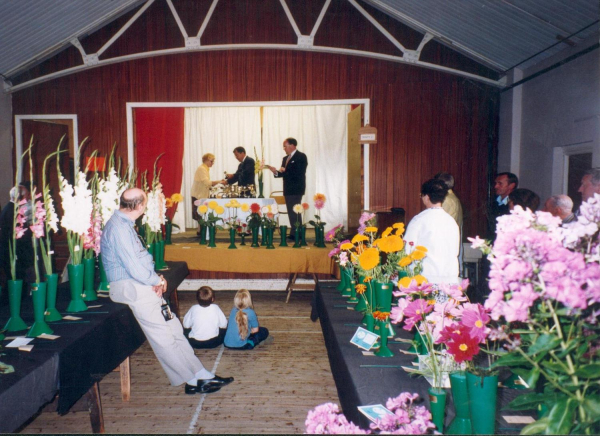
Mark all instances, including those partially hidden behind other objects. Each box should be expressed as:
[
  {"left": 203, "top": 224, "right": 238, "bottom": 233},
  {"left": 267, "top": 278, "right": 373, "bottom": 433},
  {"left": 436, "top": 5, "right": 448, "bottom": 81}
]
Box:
[{"left": 347, "top": 106, "right": 362, "bottom": 233}]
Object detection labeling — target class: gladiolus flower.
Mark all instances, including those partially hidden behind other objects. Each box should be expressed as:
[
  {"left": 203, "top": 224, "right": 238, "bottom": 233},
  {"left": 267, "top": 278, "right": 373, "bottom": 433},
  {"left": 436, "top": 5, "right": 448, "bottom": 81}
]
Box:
[{"left": 358, "top": 247, "right": 380, "bottom": 270}]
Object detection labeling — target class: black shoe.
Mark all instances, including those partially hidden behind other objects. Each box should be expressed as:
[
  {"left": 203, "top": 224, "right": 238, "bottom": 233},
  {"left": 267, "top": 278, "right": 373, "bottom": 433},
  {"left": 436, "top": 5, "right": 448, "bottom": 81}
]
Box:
[
  {"left": 184, "top": 383, "right": 222, "bottom": 395},
  {"left": 201, "top": 375, "right": 234, "bottom": 387}
]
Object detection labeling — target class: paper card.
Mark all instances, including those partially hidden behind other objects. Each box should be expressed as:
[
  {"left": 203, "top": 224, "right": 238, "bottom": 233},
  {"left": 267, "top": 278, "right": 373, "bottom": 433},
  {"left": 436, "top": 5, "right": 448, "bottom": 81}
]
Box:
[
  {"left": 357, "top": 405, "right": 394, "bottom": 423},
  {"left": 503, "top": 416, "right": 536, "bottom": 424},
  {"left": 347, "top": 307, "right": 355, "bottom": 310},
  {"left": 6, "top": 337, "right": 34, "bottom": 348},
  {"left": 361, "top": 351, "right": 375, "bottom": 356},
  {"left": 350, "top": 327, "right": 380, "bottom": 351},
  {"left": 63, "top": 315, "right": 82, "bottom": 320},
  {"left": 3, "top": 336, "right": 19, "bottom": 340},
  {"left": 98, "top": 294, "right": 110, "bottom": 298},
  {"left": 38, "top": 333, "right": 60, "bottom": 340},
  {"left": 182, "top": 246, "right": 191, "bottom": 249},
  {"left": 18, "top": 345, "right": 34, "bottom": 352},
  {"left": 88, "top": 305, "right": 102, "bottom": 308}
]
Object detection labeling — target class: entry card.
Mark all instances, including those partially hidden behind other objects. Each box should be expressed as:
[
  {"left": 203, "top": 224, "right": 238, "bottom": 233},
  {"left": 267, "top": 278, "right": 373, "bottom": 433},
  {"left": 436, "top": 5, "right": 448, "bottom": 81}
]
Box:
[
  {"left": 350, "top": 327, "right": 379, "bottom": 351},
  {"left": 358, "top": 404, "right": 394, "bottom": 423},
  {"left": 6, "top": 337, "right": 33, "bottom": 348},
  {"left": 38, "top": 333, "right": 60, "bottom": 340},
  {"left": 63, "top": 315, "right": 82, "bottom": 320}
]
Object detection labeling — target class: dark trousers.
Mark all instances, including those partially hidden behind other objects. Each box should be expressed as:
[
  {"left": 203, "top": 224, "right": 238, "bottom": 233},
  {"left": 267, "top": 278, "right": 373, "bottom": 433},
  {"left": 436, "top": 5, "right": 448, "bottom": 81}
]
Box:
[
  {"left": 184, "top": 328, "right": 226, "bottom": 349},
  {"left": 284, "top": 195, "right": 303, "bottom": 236},
  {"left": 191, "top": 197, "right": 200, "bottom": 222},
  {"left": 225, "top": 327, "right": 269, "bottom": 350}
]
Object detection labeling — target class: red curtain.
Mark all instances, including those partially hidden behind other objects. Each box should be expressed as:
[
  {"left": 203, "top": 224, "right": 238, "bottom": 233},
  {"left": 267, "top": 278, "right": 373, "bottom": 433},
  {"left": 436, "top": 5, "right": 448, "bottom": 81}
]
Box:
[{"left": 135, "top": 108, "right": 185, "bottom": 212}]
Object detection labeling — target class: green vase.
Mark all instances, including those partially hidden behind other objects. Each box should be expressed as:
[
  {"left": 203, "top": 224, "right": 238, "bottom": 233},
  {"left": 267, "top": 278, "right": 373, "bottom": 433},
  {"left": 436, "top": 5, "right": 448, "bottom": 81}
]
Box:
[
  {"left": 67, "top": 264, "right": 88, "bottom": 312},
  {"left": 260, "top": 225, "right": 267, "bottom": 246},
  {"left": 208, "top": 227, "right": 217, "bottom": 248},
  {"left": 347, "top": 280, "right": 358, "bottom": 303},
  {"left": 228, "top": 227, "right": 237, "bottom": 249},
  {"left": 82, "top": 257, "right": 98, "bottom": 301},
  {"left": 97, "top": 254, "right": 110, "bottom": 291},
  {"left": 466, "top": 372, "right": 498, "bottom": 435},
  {"left": 374, "top": 280, "right": 395, "bottom": 337},
  {"left": 159, "top": 240, "right": 166, "bottom": 269},
  {"left": 408, "top": 331, "right": 427, "bottom": 355},
  {"left": 446, "top": 372, "right": 472, "bottom": 434},
  {"left": 364, "top": 313, "right": 375, "bottom": 333},
  {"left": 4, "top": 279, "right": 28, "bottom": 331},
  {"left": 147, "top": 242, "right": 155, "bottom": 257},
  {"left": 165, "top": 221, "right": 173, "bottom": 245},
  {"left": 27, "top": 282, "right": 54, "bottom": 338},
  {"left": 44, "top": 273, "right": 62, "bottom": 322},
  {"left": 240, "top": 232, "right": 246, "bottom": 246},
  {"left": 266, "top": 227, "right": 275, "bottom": 249},
  {"left": 315, "top": 226, "right": 326, "bottom": 248},
  {"left": 251, "top": 227, "right": 259, "bottom": 247},
  {"left": 279, "top": 225, "right": 288, "bottom": 247},
  {"left": 374, "top": 319, "right": 394, "bottom": 357},
  {"left": 199, "top": 225, "right": 207, "bottom": 245},
  {"left": 429, "top": 387, "right": 447, "bottom": 432},
  {"left": 361, "top": 281, "right": 376, "bottom": 323},
  {"left": 153, "top": 240, "right": 165, "bottom": 270},
  {"left": 341, "top": 269, "right": 353, "bottom": 297},
  {"left": 258, "top": 176, "right": 264, "bottom": 199},
  {"left": 300, "top": 226, "right": 308, "bottom": 247},
  {"left": 293, "top": 228, "right": 301, "bottom": 248},
  {"left": 354, "top": 275, "right": 367, "bottom": 311},
  {"left": 336, "top": 266, "right": 346, "bottom": 291}
]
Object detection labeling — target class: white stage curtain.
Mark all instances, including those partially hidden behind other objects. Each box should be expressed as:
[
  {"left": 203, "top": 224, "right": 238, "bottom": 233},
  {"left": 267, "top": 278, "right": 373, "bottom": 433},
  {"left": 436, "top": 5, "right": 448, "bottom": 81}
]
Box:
[
  {"left": 174, "top": 107, "right": 262, "bottom": 229},
  {"left": 262, "top": 105, "right": 350, "bottom": 231}
]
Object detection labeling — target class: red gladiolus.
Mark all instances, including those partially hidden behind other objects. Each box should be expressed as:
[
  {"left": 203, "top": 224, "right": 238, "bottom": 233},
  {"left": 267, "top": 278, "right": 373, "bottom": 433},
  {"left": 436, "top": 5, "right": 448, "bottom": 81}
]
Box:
[{"left": 250, "top": 203, "right": 261, "bottom": 214}]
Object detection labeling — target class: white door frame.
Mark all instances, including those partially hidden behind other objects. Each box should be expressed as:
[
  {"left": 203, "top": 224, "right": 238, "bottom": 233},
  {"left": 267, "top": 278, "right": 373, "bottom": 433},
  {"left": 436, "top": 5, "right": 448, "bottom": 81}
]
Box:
[
  {"left": 126, "top": 99, "right": 371, "bottom": 208},
  {"left": 552, "top": 140, "right": 595, "bottom": 194},
  {"left": 14, "top": 114, "right": 79, "bottom": 180}
]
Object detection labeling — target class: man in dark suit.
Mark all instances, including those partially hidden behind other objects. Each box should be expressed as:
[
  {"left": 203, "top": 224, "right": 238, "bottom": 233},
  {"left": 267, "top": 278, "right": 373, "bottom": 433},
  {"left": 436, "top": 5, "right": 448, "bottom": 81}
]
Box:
[
  {"left": 267, "top": 138, "right": 308, "bottom": 237},
  {"left": 223, "top": 147, "right": 256, "bottom": 197},
  {"left": 487, "top": 171, "right": 518, "bottom": 240}
]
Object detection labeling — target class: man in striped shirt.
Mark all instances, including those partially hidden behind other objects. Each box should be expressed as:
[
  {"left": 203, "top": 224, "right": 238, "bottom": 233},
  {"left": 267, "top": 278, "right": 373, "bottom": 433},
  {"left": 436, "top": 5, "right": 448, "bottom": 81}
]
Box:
[{"left": 101, "top": 188, "right": 233, "bottom": 395}]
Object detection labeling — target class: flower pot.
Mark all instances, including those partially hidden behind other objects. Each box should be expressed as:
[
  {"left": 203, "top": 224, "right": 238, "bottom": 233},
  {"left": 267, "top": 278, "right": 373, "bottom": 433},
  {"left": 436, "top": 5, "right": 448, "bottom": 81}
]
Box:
[
  {"left": 199, "top": 225, "right": 207, "bottom": 245},
  {"left": 300, "top": 226, "right": 308, "bottom": 246},
  {"left": 279, "top": 225, "right": 288, "bottom": 247},
  {"left": 4, "top": 279, "right": 28, "bottom": 332},
  {"left": 208, "top": 227, "right": 217, "bottom": 248},
  {"left": 428, "top": 387, "right": 447, "bottom": 432},
  {"left": 27, "top": 282, "right": 54, "bottom": 338},
  {"left": 228, "top": 227, "right": 237, "bottom": 249},
  {"left": 97, "top": 254, "right": 110, "bottom": 292},
  {"left": 165, "top": 221, "right": 173, "bottom": 245},
  {"left": 44, "top": 273, "right": 62, "bottom": 322},
  {"left": 466, "top": 372, "right": 498, "bottom": 435},
  {"left": 266, "top": 228, "right": 275, "bottom": 249},
  {"left": 260, "top": 225, "right": 267, "bottom": 246},
  {"left": 66, "top": 264, "right": 88, "bottom": 312},
  {"left": 354, "top": 275, "right": 367, "bottom": 311},
  {"left": 82, "top": 257, "right": 98, "bottom": 301},
  {"left": 446, "top": 372, "right": 472, "bottom": 434},
  {"left": 251, "top": 227, "right": 259, "bottom": 247},
  {"left": 341, "top": 269, "right": 353, "bottom": 297},
  {"left": 364, "top": 312, "right": 375, "bottom": 333},
  {"left": 374, "top": 319, "right": 394, "bottom": 357}
]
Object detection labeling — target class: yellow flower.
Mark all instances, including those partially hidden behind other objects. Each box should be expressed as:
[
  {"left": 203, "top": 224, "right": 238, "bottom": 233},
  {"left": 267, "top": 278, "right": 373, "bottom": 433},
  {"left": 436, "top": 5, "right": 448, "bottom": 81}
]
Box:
[
  {"left": 398, "top": 256, "right": 412, "bottom": 267},
  {"left": 365, "top": 226, "right": 378, "bottom": 233},
  {"left": 198, "top": 205, "right": 208, "bottom": 214},
  {"left": 208, "top": 200, "right": 218, "bottom": 210},
  {"left": 355, "top": 284, "right": 367, "bottom": 294},
  {"left": 358, "top": 247, "right": 380, "bottom": 270},
  {"left": 381, "top": 227, "right": 393, "bottom": 238},
  {"left": 352, "top": 234, "right": 369, "bottom": 244},
  {"left": 314, "top": 193, "right": 326, "bottom": 202},
  {"left": 415, "top": 245, "right": 428, "bottom": 253},
  {"left": 224, "top": 202, "right": 232, "bottom": 208},
  {"left": 171, "top": 193, "right": 183, "bottom": 203},
  {"left": 376, "top": 235, "right": 404, "bottom": 253},
  {"left": 340, "top": 242, "right": 354, "bottom": 250},
  {"left": 393, "top": 222, "right": 405, "bottom": 236},
  {"left": 398, "top": 276, "right": 413, "bottom": 288},
  {"left": 215, "top": 205, "right": 225, "bottom": 215},
  {"left": 414, "top": 275, "right": 428, "bottom": 285},
  {"left": 240, "top": 204, "right": 250, "bottom": 212},
  {"left": 411, "top": 250, "right": 426, "bottom": 261}
]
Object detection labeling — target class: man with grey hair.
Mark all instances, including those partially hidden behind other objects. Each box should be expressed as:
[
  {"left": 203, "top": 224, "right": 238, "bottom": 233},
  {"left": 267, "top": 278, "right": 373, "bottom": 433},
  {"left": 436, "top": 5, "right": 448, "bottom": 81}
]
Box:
[
  {"left": 434, "top": 172, "right": 463, "bottom": 228},
  {"left": 101, "top": 188, "right": 233, "bottom": 394},
  {"left": 544, "top": 195, "right": 575, "bottom": 224},
  {"left": 578, "top": 168, "right": 600, "bottom": 203}
]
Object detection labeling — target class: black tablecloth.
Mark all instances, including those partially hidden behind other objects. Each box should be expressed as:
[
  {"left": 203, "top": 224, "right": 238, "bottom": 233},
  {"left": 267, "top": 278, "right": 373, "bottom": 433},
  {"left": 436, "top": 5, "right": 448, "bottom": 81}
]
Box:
[{"left": 0, "top": 261, "right": 189, "bottom": 432}]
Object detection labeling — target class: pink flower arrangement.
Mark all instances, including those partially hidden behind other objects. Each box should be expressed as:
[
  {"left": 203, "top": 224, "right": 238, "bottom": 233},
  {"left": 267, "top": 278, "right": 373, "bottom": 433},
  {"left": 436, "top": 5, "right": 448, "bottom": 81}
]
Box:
[
  {"left": 305, "top": 403, "right": 367, "bottom": 434},
  {"left": 358, "top": 212, "right": 376, "bottom": 235},
  {"left": 29, "top": 193, "right": 46, "bottom": 239},
  {"left": 15, "top": 200, "right": 28, "bottom": 239},
  {"left": 83, "top": 207, "right": 102, "bottom": 256}
]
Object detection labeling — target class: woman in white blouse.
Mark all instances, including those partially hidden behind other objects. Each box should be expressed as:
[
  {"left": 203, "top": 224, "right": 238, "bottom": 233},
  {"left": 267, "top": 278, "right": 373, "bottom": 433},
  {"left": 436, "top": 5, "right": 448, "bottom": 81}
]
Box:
[
  {"left": 191, "top": 153, "right": 221, "bottom": 222},
  {"left": 403, "top": 179, "right": 460, "bottom": 284}
]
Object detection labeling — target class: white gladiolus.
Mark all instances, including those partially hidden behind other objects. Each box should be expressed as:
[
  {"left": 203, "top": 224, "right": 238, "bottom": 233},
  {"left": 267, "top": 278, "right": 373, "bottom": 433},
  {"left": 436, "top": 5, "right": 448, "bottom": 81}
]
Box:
[
  {"left": 97, "top": 168, "right": 125, "bottom": 225},
  {"left": 45, "top": 196, "right": 59, "bottom": 233},
  {"left": 142, "top": 183, "right": 166, "bottom": 233},
  {"left": 59, "top": 172, "right": 93, "bottom": 236}
]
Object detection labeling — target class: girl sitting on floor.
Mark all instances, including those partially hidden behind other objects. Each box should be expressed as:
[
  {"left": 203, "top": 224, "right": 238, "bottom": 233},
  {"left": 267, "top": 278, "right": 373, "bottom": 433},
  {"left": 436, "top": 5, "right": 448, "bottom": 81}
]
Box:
[
  {"left": 183, "top": 286, "right": 227, "bottom": 349},
  {"left": 224, "top": 289, "right": 270, "bottom": 349}
]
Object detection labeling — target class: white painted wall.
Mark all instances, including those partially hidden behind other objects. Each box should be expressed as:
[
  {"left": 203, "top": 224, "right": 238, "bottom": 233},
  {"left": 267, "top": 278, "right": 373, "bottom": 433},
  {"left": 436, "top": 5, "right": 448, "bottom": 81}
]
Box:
[
  {"left": 0, "top": 81, "right": 13, "bottom": 207},
  {"left": 497, "top": 34, "right": 600, "bottom": 205}
]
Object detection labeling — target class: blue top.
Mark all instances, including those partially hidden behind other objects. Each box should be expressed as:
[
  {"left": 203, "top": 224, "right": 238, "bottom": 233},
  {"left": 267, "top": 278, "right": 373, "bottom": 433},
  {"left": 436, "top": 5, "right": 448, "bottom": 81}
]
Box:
[
  {"left": 100, "top": 210, "right": 160, "bottom": 286},
  {"left": 224, "top": 307, "right": 259, "bottom": 348}
]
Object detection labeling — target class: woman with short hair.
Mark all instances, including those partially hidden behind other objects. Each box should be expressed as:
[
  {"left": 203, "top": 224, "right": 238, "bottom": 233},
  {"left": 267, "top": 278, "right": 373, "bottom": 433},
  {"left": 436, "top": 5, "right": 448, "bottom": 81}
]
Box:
[{"left": 191, "top": 153, "right": 221, "bottom": 223}]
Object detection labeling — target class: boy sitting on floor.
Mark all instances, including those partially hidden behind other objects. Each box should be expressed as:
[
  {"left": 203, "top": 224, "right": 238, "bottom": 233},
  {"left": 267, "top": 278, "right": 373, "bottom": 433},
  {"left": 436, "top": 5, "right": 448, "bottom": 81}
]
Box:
[{"left": 183, "top": 286, "right": 227, "bottom": 349}]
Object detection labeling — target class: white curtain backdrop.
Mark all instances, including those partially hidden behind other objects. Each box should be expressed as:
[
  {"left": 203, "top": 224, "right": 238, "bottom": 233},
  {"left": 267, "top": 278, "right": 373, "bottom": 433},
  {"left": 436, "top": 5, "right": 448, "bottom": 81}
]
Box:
[
  {"left": 175, "top": 104, "right": 350, "bottom": 231},
  {"left": 174, "top": 107, "right": 261, "bottom": 229}
]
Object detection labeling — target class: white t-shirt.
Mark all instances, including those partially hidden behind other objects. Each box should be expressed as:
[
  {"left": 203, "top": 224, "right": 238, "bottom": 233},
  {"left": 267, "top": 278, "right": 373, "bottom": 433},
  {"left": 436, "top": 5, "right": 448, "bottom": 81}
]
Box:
[
  {"left": 183, "top": 304, "right": 228, "bottom": 341},
  {"left": 403, "top": 207, "right": 460, "bottom": 284}
]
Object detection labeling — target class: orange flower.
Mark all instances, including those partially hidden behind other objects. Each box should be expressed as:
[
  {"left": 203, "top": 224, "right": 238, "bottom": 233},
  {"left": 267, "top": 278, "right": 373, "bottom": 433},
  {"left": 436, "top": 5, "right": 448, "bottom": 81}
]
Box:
[
  {"left": 165, "top": 198, "right": 174, "bottom": 208},
  {"left": 355, "top": 244, "right": 366, "bottom": 254},
  {"left": 355, "top": 284, "right": 367, "bottom": 294},
  {"left": 413, "top": 275, "right": 428, "bottom": 285},
  {"left": 376, "top": 235, "right": 404, "bottom": 253},
  {"left": 381, "top": 227, "right": 393, "bottom": 238},
  {"left": 411, "top": 250, "right": 426, "bottom": 261},
  {"left": 352, "top": 234, "right": 369, "bottom": 244},
  {"left": 340, "top": 242, "right": 354, "bottom": 250},
  {"left": 365, "top": 226, "right": 378, "bottom": 233},
  {"left": 415, "top": 245, "right": 428, "bottom": 253},
  {"left": 313, "top": 193, "right": 326, "bottom": 202},
  {"left": 373, "top": 311, "right": 390, "bottom": 321},
  {"left": 358, "top": 247, "right": 380, "bottom": 270},
  {"left": 363, "top": 276, "right": 372, "bottom": 283},
  {"left": 398, "top": 256, "right": 412, "bottom": 267}
]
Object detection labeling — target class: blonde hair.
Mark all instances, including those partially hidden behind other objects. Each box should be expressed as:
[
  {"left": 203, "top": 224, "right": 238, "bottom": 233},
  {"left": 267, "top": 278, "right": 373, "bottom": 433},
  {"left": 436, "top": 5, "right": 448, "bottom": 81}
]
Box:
[
  {"left": 234, "top": 289, "right": 254, "bottom": 340},
  {"left": 202, "top": 153, "right": 215, "bottom": 163}
]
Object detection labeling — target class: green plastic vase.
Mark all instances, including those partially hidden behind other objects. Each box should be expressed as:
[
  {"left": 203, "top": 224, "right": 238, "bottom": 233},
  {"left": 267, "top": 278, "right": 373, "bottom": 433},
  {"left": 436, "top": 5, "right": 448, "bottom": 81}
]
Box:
[
  {"left": 158, "top": 240, "right": 166, "bottom": 269},
  {"left": 408, "top": 331, "right": 427, "bottom": 355},
  {"left": 361, "top": 281, "right": 376, "bottom": 324},
  {"left": 260, "top": 225, "right": 267, "bottom": 246},
  {"left": 428, "top": 387, "right": 447, "bottom": 432},
  {"left": 251, "top": 227, "right": 259, "bottom": 247},
  {"left": 44, "top": 273, "right": 62, "bottom": 322},
  {"left": 82, "top": 257, "right": 98, "bottom": 301},
  {"left": 374, "top": 281, "right": 395, "bottom": 337},
  {"left": 347, "top": 280, "right": 358, "bottom": 303},
  {"left": 293, "top": 228, "right": 301, "bottom": 248},
  {"left": 300, "top": 226, "right": 308, "bottom": 247},
  {"left": 147, "top": 242, "right": 154, "bottom": 257},
  {"left": 279, "top": 225, "right": 288, "bottom": 247},
  {"left": 315, "top": 226, "right": 326, "bottom": 248},
  {"left": 266, "top": 228, "right": 275, "bottom": 249},
  {"left": 97, "top": 254, "right": 110, "bottom": 291},
  {"left": 228, "top": 227, "right": 237, "bottom": 249},
  {"left": 208, "top": 227, "right": 217, "bottom": 248},
  {"left": 165, "top": 221, "right": 173, "bottom": 245},
  {"left": 240, "top": 233, "right": 247, "bottom": 246},
  {"left": 67, "top": 264, "right": 88, "bottom": 312},
  {"left": 364, "top": 313, "right": 375, "bottom": 333},
  {"left": 374, "top": 319, "right": 394, "bottom": 357},
  {"left": 27, "top": 282, "right": 54, "bottom": 338},
  {"left": 446, "top": 372, "right": 473, "bottom": 434},
  {"left": 466, "top": 372, "right": 498, "bottom": 435},
  {"left": 199, "top": 225, "right": 207, "bottom": 245},
  {"left": 336, "top": 267, "right": 346, "bottom": 291},
  {"left": 341, "top": 270, "right": 353, "bottom": 297},
  {"left": 4, "top": 279, "right": 28, "bottom": 331}
]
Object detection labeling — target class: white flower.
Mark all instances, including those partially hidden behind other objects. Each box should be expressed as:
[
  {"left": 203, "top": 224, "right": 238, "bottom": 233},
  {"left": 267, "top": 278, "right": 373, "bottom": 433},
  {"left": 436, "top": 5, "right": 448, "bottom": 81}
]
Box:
[
  {"left": 467, "top": 236, "right": 487, "bottom": 250},
  {"left": 45, "top": 196, "right": 59, "bottom": 233},
  {"left": 293, "top": 204, "right": 303, "bottom": 214},
  {"left": 97, "top": 168, "right": 124, "bottom": 225},
  {"left": 59, "top": 172, "right": 93, "bottom": 236},
  {"left": 262, "top": 205, "right": 270, "bottom": 215}
]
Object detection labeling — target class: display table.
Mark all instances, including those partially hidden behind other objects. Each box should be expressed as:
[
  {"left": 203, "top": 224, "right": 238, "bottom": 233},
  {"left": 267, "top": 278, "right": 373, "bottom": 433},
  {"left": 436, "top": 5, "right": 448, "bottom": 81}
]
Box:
[
  {"left": 197, "top": 197, "right": 279, "bottom": 223},
  {"left": 0, "top": 261, "right": 188, "bottom": 433}
]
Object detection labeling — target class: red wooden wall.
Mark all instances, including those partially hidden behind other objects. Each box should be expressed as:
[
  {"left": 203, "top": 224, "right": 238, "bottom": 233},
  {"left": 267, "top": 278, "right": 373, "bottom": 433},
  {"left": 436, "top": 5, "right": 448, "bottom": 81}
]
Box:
[{"left": 10, "top": 0, "right": 499, "bottom": 239}]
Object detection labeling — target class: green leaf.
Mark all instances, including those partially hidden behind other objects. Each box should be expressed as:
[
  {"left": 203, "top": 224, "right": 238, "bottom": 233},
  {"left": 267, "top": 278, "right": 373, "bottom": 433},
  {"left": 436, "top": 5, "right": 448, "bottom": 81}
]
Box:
[
  {"left": 492, "top": 352, "right": 528, "bottom": 368},
  {"left": 511, "top": 367, "right": 540, "bottom": 389},
  {"left": 521, "top": 417, "right": 549, "bottom": 435},
  {"left": 172, "top": 224, "right": 180, "bottom": 229},
  {"left": 507, "top": 393, "right": 549, "bottom": 411},
  {"left": 545, "top": 398, "right": 576, "bottom": 435},
  {"left": 582, "top": 396, "right": 600, "bottom": 421},
  {"left": 541, "top": 361, "right": 568, "bottom": 374},
  {"left": 574, "top": 364, "right": 600, "bottom": 379},
  {"left": 527, "top": 334, "right": 561, "bottom": 357},
  {"left": 308, "top": 220, "right": 316, "bottom": 226}
]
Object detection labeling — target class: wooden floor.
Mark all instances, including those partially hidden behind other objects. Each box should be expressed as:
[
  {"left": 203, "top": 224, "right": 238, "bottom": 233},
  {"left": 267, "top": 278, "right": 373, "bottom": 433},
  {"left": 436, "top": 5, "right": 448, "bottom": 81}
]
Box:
[{"left": 20, "top": 290, "right": 339, "bottom": 434}]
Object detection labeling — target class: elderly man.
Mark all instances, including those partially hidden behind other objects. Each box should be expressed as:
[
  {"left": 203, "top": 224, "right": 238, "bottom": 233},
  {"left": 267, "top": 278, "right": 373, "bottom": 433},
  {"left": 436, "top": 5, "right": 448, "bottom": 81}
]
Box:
[
  {"left": 544, "top": 194, "right": 576, "bottom": 224},
  {"left": 487, "top": 172, "right": 518, "bottom": 239},
  {"left": 578, "top": 168, "right": 600, "bottom": 203},
  {"left": 101, "top": 188, "right": 233, "bottom": 395}
]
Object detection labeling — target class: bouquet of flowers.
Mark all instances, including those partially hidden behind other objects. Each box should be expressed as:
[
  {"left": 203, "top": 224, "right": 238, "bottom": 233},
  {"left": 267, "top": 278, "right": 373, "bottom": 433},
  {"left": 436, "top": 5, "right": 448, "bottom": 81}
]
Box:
[
  {"left": 223, "top": 199, "right": 241, "bottom": 229},
  {"left": 246, "top": 202, "right": 262, "bottom": 229},
  {"left": 197, "top": 200, "right": 224, "bottom": 229},
  {"left": 165, "top": 193, "right": 183, "bottom": 222},
  {"left": 261, "top": 204, "right": 278, "bottom": 230}
]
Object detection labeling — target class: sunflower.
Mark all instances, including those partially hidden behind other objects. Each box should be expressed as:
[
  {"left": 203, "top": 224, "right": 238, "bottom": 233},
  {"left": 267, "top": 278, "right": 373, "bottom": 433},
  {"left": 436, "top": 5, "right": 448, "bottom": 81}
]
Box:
[
  {"left": 208, "top": 200, "right": 218, "bottom": 210},
  {"left": 171, "top": 193, "right": 183, "bottom": 203},
  {"left": 411, "top": 250, "right": 426, "bottom": 261},
  {"left": 240, "top": 203, "right": 250, "bottom": 212},
  {"left": 376, "top": 235, "right": 404, "bottom": 253},
  {"left": 381, "top": 227, "right": 393, "bottom": 238},
  {"left": 198, "top": 205, "right": 208, "bottom": 214},
  {"left": 215, "top": 205, "right": 225, "bottom": 215},
  {"left": 358, "top": 247, "right": 380, "bottom": 270},
  {"left": 355, "top": 284, "right": 367, "bottom": 294},
  {"left": 364, "top": 226, "right": 378, "bottom": 233},
  {"left": 340, "top": 242, "right": 354, "bottom": 250},
  {"left": 351, "top": 234, "right": 369, "bottom": 244},
  {"left": 314, "top": 193, "right": 326, "bottom": 202},
  {"left": 398, "top": 256, "right": 412, "bottom": 267}
]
